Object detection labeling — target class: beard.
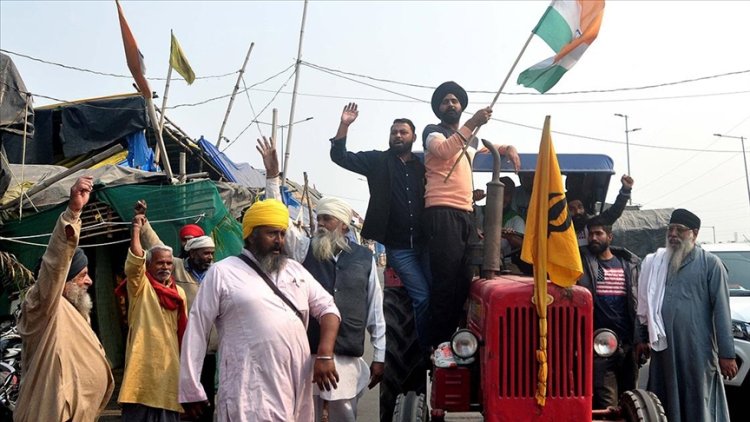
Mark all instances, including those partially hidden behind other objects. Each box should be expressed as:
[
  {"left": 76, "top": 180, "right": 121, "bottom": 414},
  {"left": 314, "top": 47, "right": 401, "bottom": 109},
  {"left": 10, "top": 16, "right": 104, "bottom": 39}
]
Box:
[
  {"left": 587, "top": 240, "right": 609, "bottom": 256},
  {"left": 63, "top": 281, "right": 93, "bottom": 323},
  {"left": 666, "top": 233, "right": 695, "bottom": 276},
  {"left": 440, "top": 109, "right": 461, "bottom": 125},
  {"left": 153, "top": 269, "right": 172, "bottom": 284},
  {"left": 311, "top": 228, "right": 351, "bottom": 261},
  {"left": 572, "top": 214, "right": 587, "bottom": 231},
  {"left": 257, "top": 252, "right": 288, "bottom": 274},
  {"left": 389, "top": 140, "right": 413, "bottom": 155}
]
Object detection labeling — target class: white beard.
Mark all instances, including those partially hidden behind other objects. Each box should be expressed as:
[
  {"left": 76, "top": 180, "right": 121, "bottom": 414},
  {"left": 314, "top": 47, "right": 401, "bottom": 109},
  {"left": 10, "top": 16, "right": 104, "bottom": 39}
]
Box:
[
  {"left": 63, "top": 281, "right": 93, "bottom": 323},
  {"left": 666, "top": 234, "right": 695, "bottom": 277},
  {"left": 311, "top": 228, "right": 351, "bottom": 261}
]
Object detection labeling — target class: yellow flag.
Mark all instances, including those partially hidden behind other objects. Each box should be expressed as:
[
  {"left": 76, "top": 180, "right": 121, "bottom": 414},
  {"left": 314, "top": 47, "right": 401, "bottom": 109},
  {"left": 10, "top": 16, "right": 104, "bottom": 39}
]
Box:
[
  {"left": 170, "top": 31, "right": 195, "bottom": 85},
  {"left": 521, "top": 115, "right": 582, "bottom": 287},
  {"left": 520, "top": 116, "right": 582, "bottom": 407}
]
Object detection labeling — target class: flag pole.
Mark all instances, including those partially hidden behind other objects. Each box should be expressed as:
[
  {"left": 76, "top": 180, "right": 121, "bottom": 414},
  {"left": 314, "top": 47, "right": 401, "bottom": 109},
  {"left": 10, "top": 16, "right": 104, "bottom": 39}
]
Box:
[
  {"left": 444, "top": 32, "right": 535, "bottom": 182},
  {"left": 216, "top": 42, "right": 255, "bottom": 149},
  {"left": 145, "top": 96, "right": 174, "bottom": 179},
  {"left": 281, "top": 0, "right": 309, "bottom": 189},
  {"left": 155, "top": 30, "right": 175, "bottom": 164}
]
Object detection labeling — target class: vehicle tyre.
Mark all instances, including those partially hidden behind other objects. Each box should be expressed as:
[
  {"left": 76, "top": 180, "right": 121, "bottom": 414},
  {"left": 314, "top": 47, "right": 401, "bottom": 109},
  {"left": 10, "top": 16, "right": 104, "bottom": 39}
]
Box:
[
  {"left": 619, "top": 389, "right": 667, "bottom": 422},
  {"left": 392, "top": 392, "right": 428, "bottom": 422},
  {"left": 381, "top": 286, "right": 425, "bottom": 422}
]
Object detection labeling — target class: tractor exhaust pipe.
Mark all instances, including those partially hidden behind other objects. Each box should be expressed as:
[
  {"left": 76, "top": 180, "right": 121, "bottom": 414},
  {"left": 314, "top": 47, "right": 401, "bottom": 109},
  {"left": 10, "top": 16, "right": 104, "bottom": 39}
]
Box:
[{"left": 481, "top": 139, "right": 505, "bottom": 279}]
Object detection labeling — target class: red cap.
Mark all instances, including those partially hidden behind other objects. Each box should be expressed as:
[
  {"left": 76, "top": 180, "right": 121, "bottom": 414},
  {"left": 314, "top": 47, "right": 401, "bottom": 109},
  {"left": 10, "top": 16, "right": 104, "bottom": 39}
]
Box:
[{"left": 179, "top": 224, "right": 205, "bottom": 241}]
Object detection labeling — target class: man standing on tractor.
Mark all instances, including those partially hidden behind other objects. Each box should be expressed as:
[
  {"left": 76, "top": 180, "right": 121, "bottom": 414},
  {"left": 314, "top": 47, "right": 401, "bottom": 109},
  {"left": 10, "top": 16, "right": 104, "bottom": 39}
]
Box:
[
  {"left": 422, "top": 81, "right": 520, "bottom": 347},
  {"left": 567, "top": 174, "right": 634, "bottom": 246},
  {"left": 329, "top": 103, "right": 431, "bottom": 355},
  {"left": 577, "top": 216, "right": 643, "bottom": 409}
]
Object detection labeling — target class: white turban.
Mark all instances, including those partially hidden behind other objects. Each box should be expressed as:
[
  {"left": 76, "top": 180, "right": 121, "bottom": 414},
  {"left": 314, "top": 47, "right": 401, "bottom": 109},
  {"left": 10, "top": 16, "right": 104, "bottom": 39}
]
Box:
[
  {"left": 317, "top": 197, "right": 353, "bottom": 227},
  {"left": 184, "top": 235, "right": 215, "bottom": 251}
]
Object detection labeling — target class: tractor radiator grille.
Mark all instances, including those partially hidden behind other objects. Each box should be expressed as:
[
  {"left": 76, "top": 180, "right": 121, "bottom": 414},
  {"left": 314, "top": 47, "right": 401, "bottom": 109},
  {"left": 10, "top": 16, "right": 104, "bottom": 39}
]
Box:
[{"left": 497, "top": 304, "right": 588, "bottom": 398}]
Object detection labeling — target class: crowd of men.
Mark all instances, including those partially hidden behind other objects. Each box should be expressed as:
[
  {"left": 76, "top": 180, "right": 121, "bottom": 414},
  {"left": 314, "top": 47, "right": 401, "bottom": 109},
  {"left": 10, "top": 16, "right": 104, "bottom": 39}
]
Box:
[{"left": 11, "top": 81, "right": 739, "bottom": 422}]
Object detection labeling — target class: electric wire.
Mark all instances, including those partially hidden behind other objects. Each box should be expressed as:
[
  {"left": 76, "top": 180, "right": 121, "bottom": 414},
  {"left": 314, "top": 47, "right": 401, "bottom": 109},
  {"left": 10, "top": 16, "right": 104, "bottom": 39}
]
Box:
[
  {"left": 1, "top": 48, "right": 238, "bottom": 81},
  {"left": 302, "top": 60, "right": 750, "bottom": 96},
  {"left": 222, "top": 70, "right": 296, "bottom": 152}
]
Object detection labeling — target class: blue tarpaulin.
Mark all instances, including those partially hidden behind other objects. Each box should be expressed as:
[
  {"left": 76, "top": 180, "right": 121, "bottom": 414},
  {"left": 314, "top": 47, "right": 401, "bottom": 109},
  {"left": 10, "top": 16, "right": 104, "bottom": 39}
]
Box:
[
  {"left": 123, "top": 130, "right": 159, "bottom": 171},
  {"left": 198, "top": 136, "right": 265, "bottom": 188}
]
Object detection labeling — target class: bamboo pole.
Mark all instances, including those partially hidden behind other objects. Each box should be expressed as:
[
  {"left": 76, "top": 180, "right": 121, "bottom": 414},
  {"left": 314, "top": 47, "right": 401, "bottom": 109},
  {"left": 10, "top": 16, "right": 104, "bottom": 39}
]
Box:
[
  {"left": 271, "top": 108, "right": 278, "bottom": 146},
  {"left": 179, "top": 152, "right": 186, "bottom": 183},
  {"left": 443, "top": 32, "right": 535, "bottom": 182},
  {"left": 281, "top": 0, "right": 309, "bottom": 188},
  {"left": 304, "top": 171, "right": 314, "bottom": 236},
  {"left": 156, "top": 32, "right": 175, "bottom": 164},
  {"left": 17, "top": 93, "right": 31, "bottom": 219},
  {"left": 216, "top": 42, "right": 255, "bottom": 148},
  {"left": 145, "top": 96, "right": 174, "bottom": 179}
]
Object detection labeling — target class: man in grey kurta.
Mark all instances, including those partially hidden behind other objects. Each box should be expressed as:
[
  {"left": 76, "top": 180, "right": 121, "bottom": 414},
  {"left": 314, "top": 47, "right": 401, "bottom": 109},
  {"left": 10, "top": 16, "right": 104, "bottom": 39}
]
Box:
[{"left": 637, "top": 208, "right": 737, "bottom": 422}]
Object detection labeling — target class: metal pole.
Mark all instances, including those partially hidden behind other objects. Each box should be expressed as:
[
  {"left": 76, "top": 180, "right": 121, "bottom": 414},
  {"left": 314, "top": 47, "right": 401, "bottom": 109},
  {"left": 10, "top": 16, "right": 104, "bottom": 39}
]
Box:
[
  {"left": 623, "top": 115, "right": 632, "bottom": 177},
  {"left": 281, "top": 0, "right": 309, "bottom": 188},
  {"left": 216, "top": 42, "right": 255, "bottom": 148},
  {"left": 155, "top": 61, "right": 173, "bottom": 164},
  {"left": 714, "top": 133, "right": 750, "bottom": 216}
]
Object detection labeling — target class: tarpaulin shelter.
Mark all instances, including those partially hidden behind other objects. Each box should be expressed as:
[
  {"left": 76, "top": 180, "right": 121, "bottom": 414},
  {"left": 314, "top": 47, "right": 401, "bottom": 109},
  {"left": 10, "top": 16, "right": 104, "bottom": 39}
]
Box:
[{"left": 0, "top": 53, "right": 35, "bottom": 199}]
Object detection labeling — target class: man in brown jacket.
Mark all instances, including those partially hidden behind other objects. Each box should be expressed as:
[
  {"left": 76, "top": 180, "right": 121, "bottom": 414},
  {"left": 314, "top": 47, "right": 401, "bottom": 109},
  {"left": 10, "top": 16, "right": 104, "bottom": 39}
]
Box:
[{"left": 14, "top": 176, "right": 114, "bottom": 421}]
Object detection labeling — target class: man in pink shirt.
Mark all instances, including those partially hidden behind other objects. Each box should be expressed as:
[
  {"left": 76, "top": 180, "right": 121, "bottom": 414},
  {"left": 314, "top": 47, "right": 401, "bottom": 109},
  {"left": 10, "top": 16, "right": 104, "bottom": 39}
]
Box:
[{"left": 422, "top": 81, "right": 520, "bottom": 347}]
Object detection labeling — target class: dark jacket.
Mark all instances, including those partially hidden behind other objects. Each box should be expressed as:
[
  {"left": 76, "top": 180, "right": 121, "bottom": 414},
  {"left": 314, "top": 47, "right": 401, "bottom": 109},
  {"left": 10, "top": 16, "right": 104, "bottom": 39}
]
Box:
[
  {"left": 330, "top": 136, "right": 425, "bottom": 246},
  {"left": 303, "top": 243, "right": 372, "bottom": 357},
  {"left": 578, "top": 245, "right": 644, "bottom": 345}
]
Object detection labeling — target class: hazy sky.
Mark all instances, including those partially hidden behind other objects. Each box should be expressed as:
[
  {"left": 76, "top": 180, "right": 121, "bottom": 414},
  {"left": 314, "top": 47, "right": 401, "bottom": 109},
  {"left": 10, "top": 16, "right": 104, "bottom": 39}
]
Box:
[{"left": 2, "top": 1, "right": 749, "bottom": 242}]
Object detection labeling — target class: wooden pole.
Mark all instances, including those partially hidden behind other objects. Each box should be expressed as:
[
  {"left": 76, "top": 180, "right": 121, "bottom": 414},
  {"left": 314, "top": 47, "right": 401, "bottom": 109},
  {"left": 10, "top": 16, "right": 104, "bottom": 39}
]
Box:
[
  {"left": 17, "top": 93, "right": 31, "bottom": 219},
  {"left": 444, "top": 32, "right": 535, "bottom": 182},
  {"left": 216, "top": 42, "right": 255, "bottom": 148},
  {"left": 145, "top": 96, "right": 174, "bottom": 179},
  {"left": 156, "top": 31, "right": 175, "bottom": 163},
  {"left": 271, "top": 108, "right": 278, "bottom": 145},
  {"left": 281, "top": 0, "right": 309, "bottom": 188},
  {"left": 304, "top": 171, "right": 314, "bottom": 236},
  {"left": 179, "top": 152, "right": 186, "bottom": 183}
]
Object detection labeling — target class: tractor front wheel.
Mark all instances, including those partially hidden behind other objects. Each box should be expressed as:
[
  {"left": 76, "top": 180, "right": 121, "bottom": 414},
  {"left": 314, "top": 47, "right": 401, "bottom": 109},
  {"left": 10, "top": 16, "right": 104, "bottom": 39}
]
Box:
[
  {"left": 619, "top": 389, "right": 667, "bottom": 422},
  {"left": 392, "top": 392, "right": 428, "bottom": 422}
]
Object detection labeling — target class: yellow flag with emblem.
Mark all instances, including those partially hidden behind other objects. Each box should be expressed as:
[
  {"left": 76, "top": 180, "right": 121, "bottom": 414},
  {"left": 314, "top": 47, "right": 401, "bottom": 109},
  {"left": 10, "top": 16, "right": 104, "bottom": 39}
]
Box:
[
  {"left": 170, "top": 30, "right": 195, "bottom": 85},
  {"left": 520, "top": 115, "right": 582, "bottom": 406},
  {"left": 521, "top": 115, "right": 582, "bottom": 286}
]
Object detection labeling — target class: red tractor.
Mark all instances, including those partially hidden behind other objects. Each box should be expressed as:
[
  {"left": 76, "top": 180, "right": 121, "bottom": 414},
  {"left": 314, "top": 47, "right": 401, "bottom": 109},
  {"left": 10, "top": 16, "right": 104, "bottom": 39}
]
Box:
[{"left": 382, "top": 147, "right": 665, "bottom": 422}]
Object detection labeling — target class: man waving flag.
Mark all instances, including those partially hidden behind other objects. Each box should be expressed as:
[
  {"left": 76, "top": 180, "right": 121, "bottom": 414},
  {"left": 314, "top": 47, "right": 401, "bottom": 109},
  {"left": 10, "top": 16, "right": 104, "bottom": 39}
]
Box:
[
  {"left": 521, "top": 116, "right": 582, "bottom": 406},
  {"left": 517, "top": 0, "right": 605, "bottom": 93}
]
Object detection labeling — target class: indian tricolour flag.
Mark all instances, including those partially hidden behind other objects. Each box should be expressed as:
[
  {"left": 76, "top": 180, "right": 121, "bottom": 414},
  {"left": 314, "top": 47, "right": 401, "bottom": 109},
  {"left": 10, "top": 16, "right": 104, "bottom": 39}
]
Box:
[{"left": 517, "top": 0, "right": 605, "bottom": 93}]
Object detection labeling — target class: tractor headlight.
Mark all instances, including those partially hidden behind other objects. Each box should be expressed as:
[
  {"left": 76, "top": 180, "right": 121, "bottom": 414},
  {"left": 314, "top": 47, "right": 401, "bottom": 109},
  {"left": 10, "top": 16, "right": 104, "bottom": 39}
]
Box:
[
  {"left": 451, "top": 329, "right": 479, "bottom": 359},
  {"left": 593, "top": 329, "right": 619, "bottom": 358},
  {"left": 733, "top": 320, "right": 750, "bottom": 341}
]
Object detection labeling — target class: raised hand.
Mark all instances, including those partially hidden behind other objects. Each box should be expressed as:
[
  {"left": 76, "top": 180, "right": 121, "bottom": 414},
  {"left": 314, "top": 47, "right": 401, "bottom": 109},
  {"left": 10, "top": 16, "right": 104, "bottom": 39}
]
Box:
[
  {"left": 134, "top": 199, "right": 147, "bottom": 216},
  {"left": 256, "top": 136, "right": 280, "bottom": 177},
  {"left": 621, "top": 174, "right": 634, "bottom": 190},
  {"left": 340, "top": 102, "right": 359, "bottom": 126},
  {"left": 69, "top": 176, "right": 93, "bottom": 213}
]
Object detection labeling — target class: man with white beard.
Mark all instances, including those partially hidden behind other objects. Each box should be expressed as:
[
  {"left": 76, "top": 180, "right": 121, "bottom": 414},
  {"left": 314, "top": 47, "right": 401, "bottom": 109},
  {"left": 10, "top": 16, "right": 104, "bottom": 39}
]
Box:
[
  {"left": 15, "top": 176, "right": 114, "bottom": 421},
  {"left": 637, "top": 208, "right": 737, "bottom": 422},
  {"left": 258, "top": 137, "right": 385, "bottom": 421}
]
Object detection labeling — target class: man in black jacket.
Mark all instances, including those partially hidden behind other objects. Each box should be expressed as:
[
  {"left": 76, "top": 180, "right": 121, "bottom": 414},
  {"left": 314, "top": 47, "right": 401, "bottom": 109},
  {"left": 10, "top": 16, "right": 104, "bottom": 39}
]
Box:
[
  {"left": 577, "top": 216, "right": 644, "bottom": 409},
  {"left": 568, "top": 174, "right": 634, "bottom": 246},
  {"left": 330, "top": 102, "right": 432, "bottom": 353}
]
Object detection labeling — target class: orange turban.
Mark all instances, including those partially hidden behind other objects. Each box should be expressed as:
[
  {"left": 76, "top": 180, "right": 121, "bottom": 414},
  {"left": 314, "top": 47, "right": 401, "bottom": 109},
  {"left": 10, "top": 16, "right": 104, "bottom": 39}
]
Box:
[{"left": 242, "top": 199, "right": 289, "bottom": 239}]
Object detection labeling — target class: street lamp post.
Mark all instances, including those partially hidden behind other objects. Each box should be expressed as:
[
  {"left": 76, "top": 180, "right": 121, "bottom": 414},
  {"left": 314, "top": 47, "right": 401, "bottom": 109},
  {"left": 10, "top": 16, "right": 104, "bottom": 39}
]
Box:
[
  {"left": 714, "top": 133, "right": 750, "bottom": 216},
  {"left": 252, "top": 117, "right": 314, "bottom": 164},
  {"left": 615, "top": 114, "right": 640, "bottom": 204},
  {"left": 614, "top": 114, "right": 641, "bottom": 177}
]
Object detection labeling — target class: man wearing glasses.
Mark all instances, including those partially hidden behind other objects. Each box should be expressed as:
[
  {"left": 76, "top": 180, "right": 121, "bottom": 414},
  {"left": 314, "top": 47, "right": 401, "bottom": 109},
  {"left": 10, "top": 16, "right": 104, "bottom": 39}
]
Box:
[{"left": 636, "top": 208, "right": 737, "bottom": 422}]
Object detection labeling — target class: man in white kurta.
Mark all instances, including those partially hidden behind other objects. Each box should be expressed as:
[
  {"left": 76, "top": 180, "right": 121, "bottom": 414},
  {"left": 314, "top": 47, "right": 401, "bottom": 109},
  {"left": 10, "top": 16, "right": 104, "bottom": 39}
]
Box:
[{"left": 179, "top": 199, "right": 341, "bottom": 422}]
